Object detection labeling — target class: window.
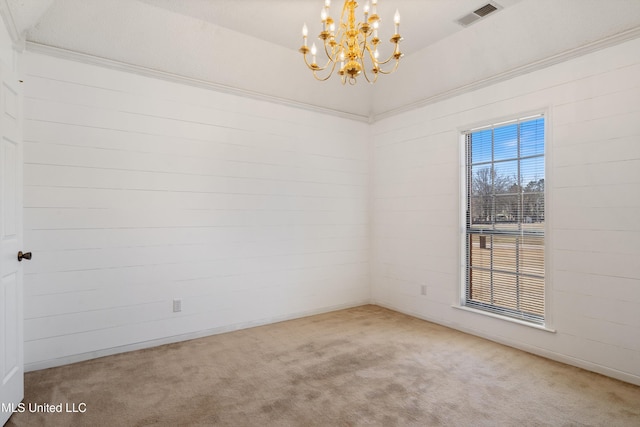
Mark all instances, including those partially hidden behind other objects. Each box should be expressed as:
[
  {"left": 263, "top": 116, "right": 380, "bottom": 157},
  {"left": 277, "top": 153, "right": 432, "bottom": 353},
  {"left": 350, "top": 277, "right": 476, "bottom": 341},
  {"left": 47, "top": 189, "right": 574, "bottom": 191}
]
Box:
[{"left": 463, "top": 115, "right": 545, "bottom": 324}]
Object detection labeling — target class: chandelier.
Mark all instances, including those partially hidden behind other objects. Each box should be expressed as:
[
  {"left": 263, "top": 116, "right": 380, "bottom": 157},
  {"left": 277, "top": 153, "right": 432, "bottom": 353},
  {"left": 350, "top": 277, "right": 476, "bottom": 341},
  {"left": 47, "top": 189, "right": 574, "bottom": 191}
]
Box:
[{"left": 299, "top": 0, "right": 403, "bottom": 85}]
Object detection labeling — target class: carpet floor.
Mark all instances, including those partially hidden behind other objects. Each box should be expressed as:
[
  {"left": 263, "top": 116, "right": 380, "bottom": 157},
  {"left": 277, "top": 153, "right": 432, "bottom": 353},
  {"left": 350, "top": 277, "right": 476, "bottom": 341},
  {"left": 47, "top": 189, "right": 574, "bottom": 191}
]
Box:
[{"left": 7, "top": 305, "right": 640, "bottom": 426}]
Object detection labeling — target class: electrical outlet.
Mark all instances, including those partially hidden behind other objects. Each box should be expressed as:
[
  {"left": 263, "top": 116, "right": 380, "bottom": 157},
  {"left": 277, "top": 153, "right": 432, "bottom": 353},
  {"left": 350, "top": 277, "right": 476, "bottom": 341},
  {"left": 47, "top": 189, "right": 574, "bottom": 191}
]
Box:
[
  {"left": 420, "top": 285, "right": 427, "bottom": 296},
  {"left": 173, "top": 298, "right": 182, "bottom": 313}
]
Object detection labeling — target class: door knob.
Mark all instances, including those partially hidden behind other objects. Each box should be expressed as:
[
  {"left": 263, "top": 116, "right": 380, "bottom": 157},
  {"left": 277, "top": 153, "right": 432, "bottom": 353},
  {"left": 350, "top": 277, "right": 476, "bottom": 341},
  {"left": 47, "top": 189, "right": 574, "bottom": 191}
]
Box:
[{"left": 17, "top": 251, "right": 32, "bottom": 261}]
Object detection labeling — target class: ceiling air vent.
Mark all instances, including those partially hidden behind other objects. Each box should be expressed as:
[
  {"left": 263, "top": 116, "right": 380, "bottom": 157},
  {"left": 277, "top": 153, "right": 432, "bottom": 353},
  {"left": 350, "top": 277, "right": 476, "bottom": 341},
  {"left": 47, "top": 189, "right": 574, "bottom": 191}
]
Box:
[
  {"left": 474, "top": 3, "right": 498, "bottom": 17},
  {"left": 457, "top": 2, "right": 502, "bottom": 27}
]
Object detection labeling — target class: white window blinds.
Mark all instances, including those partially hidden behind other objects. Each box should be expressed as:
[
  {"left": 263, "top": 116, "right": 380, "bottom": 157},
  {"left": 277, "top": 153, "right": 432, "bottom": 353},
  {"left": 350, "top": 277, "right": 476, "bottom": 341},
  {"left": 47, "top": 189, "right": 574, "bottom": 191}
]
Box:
[{"left": 464, "top": 115, "right": 545, "bottom": 324}]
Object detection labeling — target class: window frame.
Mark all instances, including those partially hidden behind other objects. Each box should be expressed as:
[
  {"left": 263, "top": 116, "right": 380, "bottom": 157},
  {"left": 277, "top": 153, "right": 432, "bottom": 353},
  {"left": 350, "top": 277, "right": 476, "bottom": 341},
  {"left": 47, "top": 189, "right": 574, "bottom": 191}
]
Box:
[{"left": 458, "top": 112, "right": 550, "bottom": 327}]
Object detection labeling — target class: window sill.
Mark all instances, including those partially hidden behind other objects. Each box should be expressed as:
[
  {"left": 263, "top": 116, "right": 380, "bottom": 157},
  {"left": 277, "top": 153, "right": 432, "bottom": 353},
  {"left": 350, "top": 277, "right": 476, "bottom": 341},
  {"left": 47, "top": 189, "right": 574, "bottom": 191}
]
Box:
[{"left": 452, "top": 305, "right": 556, "bottom": 333}]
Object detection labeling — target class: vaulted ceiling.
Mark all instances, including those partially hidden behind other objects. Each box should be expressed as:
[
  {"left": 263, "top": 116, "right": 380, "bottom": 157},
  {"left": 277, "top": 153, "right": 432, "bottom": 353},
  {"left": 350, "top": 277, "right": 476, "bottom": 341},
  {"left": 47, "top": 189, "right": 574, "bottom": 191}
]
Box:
[{"left": 3, "top": 0, "right": 640, "bottom": 119}]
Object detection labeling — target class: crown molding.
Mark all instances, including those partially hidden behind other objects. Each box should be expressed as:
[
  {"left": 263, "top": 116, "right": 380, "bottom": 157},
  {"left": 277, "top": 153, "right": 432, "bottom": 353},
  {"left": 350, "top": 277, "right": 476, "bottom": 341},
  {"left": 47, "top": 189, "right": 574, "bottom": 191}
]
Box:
[
  {"left": 22, "top": 24, "right": 640, "bottom": 125},
  {"left": 0, "top": 0, "right": 24, "bottom": 51},
  {"left": 24, "top": 41, "right": 370, "bottom": 123},
  {"left": 372, "top": 25, "right": 640, "bottom": 122}
]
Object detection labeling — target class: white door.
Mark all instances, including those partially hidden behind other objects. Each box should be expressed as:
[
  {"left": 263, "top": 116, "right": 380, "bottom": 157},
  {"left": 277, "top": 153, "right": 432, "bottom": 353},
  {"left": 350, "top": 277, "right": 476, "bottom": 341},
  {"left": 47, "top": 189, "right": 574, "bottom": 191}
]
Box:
[{"left": 0, "top": 61, "right": 23, "bottom": 426}]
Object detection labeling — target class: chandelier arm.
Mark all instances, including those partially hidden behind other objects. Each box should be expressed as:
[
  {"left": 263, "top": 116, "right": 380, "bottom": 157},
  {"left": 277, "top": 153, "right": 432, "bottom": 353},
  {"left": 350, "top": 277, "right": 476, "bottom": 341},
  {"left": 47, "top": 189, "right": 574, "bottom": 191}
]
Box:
[
  {"left": 364, "top": 35, "right": 386, "bottom": 84},
  {"left": 312, "top": 58, "right": 340, "bottom": 81},
  {"left": 312, "top": 70, "right": 333, "bottom": 81},
  {"left": 376, "top": 60, "right": 400, "bottom": 75},
  {"left": 360, "top": 54, "right": 371, "bottom": 83},
  {"left": 375, "top": 54, "right": 398, "bottom": 66},
  {"left": 361, "top": 65, "right": 376, "bottom": 84},
  {"left": 361, "top": 42, "right": 374, "bottom": 70},
  {"left": 301, "top": 53, "right": 323, "bottom": 71},
  {"left": 322, "top": 38, "right": 340, "bottom": 63},
  {"left": 301, "top": 53, "right": 314, "bottom": 70},
  {"left": 302, "top": 48, "right": 336, "bottom": 72},
  {"left": 363, "top": 59, "right": 381, "bottom": 84},
  {"left": 317, "top": 56, "right": 336, "bottom": 71},
  {"left": 362, "top": 37, "right": 376, "bottom": 62},
  {"left": 359, "top": 42, "right": 378, "bottom": 84},
  {"left": 374, "top": 43, "right": 403, "bottom": 66}
]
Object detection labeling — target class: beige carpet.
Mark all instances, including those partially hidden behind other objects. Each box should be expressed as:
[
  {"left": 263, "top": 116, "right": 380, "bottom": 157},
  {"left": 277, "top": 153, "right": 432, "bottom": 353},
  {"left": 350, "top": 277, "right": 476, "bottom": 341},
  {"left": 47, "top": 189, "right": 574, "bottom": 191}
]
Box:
[{"left": 7, "top": 305, "right": 640, "bottom": 426}]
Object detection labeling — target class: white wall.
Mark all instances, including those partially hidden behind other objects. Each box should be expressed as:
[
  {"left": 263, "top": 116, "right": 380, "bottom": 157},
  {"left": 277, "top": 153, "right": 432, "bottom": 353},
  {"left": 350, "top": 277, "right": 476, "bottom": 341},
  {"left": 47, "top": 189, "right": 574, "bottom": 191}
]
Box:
[
  {"left": 21, "top": 52, "right": 371, "bottom": 370},
  {"left": 371, "top": 37, "right": 640, "bottom": 385},
  {"left": 19, "top": 35, "right": 640, "bottom": 386}
]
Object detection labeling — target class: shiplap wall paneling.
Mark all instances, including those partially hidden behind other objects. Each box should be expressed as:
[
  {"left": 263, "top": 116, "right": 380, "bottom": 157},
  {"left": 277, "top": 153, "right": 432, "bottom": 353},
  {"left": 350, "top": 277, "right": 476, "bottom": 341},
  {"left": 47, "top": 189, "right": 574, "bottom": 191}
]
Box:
[
  {"left": 371, "top": 37, "right": 640, "bottom": 386},
  {"left": 22, "top": 52, "right": 370, "bottom": 369}
]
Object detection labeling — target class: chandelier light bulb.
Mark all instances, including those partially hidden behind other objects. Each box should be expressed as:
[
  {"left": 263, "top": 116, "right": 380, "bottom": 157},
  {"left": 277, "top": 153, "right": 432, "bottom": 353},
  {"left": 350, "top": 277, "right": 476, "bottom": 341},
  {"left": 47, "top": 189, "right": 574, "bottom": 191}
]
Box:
[
  {"left": 325, "top": 0, "right": 331, "bottom": 7},
  {"left": 302, "top": 24, "right": 308, "bottom": 47},
  {"left": 321, "top": 8, "right": 328, "bottom": 31},
  {"left": 394, "top": 9, "right": 400, "bottom": 33}
]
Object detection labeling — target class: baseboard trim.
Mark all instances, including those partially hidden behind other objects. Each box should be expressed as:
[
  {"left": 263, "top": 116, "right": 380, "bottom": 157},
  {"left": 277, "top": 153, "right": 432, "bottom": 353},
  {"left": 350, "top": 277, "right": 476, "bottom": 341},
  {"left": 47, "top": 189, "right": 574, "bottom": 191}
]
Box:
[
  {"left": 372, "top": 301, "right": 640, "bottom": 387},
  {"left": 25, "top": 299, "right": 640, "bottom": 387},
  {"left": 24, "top": 299, "right": 372, "bottom": 372}
]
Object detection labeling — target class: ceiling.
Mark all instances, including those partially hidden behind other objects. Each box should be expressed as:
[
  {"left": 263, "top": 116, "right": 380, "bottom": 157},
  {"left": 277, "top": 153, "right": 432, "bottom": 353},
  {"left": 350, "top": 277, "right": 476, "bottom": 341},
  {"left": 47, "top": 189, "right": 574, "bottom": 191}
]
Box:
[
  {"left": 133, "top": 0, "right": 524, "bottom": 57},
  {"left": 3, "top": 0, "right": 640, "bottom": 119}
]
